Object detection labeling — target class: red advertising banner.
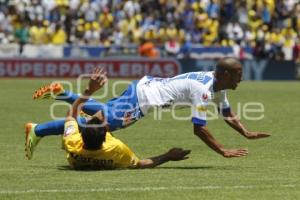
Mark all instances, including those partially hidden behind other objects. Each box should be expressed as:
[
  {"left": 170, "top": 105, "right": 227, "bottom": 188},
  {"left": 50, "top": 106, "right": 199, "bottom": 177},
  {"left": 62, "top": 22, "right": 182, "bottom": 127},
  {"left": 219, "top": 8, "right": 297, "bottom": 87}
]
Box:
[{"left": 0, "top": 58, "right": 181, "bottom": 78}]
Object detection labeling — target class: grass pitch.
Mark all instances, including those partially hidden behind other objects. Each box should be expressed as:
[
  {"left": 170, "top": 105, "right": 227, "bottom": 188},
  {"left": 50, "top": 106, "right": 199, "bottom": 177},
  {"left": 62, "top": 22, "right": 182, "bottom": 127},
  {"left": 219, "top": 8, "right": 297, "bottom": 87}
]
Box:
[{"left": 0, "top": 79, "right": 299, "bottom": 199}]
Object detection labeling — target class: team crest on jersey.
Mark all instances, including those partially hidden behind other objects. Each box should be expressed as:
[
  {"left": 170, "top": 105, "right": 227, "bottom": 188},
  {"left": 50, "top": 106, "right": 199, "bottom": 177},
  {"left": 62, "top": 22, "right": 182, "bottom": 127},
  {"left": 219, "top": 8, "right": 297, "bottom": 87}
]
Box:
[
  {"left": 202, "top": 93, "right": 209, "bottom": 101},
  {"left": 122, "top": 109, "right": 141, "bottom": 127},
  {"left": 123, "top": 112, "right": 133, "bottom": 126},
  {"left": 64, "top": 126, "right": 75, "bottom": 137},
  {"left": 196, "top": 106, "right": 207, "bottom": 112}
]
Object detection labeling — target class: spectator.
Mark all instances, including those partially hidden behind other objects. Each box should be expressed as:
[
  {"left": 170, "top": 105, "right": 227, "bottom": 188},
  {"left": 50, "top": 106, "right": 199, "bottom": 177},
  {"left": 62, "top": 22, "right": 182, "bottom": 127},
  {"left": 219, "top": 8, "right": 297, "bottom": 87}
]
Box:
[
  {"left": 80, "top": 1, "right": 97, "bottom": 23},
  {"left": 29, "top": 20, "right": 51, "bottom": 44},
  {"left": 144, "top": 25, "right": 158, "bottom": 42},
  {"left": 138, "top": 38, "right": 159, "bottom": 58},
  {"left": 0, "top": 0, "right": 298, "bottom": 60},
  {"left": 248, "top": 10, "right": 263, "bottom": 31},
  {"left": 112, "top": 26, "right": 124, "bottom": 46},
  {"left": 293, "top": 36, "right": 300, "bottom": 62},
  {"left": 164, "top": 37, "right": 181, "bottom": 57},
  {"left": 261, "top": 1, "right": 272, "bottom": 25},
  {"left": 98, "top": 7, "right": 114, "bottom": 29},
  {"left": 0, "top": 27, "right": 14, "bottom": 44},
  {"left": 74, "top": 19, "right": 85, "bottom": 44},
  {"left": 180, "top": 34, "right": 193, "bottom": 58},
  {"left": 84, "top": 21, "right": 100, "bottom": 45},
  {"left": 14, "top": 20, "right": 29, "bottom": 53},
  {"left": 158, "top": 24, "right": 169, "bottom": 44},
  {"left": 202, "top": 28, "right": 217, "bottom": 46},
  {"left": 166, "top": 24, "right": 185, "bottom": 43},
  {"left": 123, "top": 0, "right": 140, "bottom": 18},
  {"left": 226, "top": 21, "right": 243, "bottom": 42},
  {"left": 51, "top": 24, "right": 66, "bottom": 45},
  {"left": 182, "top": 4, "right": 195, "bottom": 30},
  {"left": 130, "top": 22, "right": 142, "bottom": 44},
  {"left": 235, "top": 1, "right": 248, "bottom": 28},
  {"left": 207, "top": 0, "right": 220, "bottom": 19}
]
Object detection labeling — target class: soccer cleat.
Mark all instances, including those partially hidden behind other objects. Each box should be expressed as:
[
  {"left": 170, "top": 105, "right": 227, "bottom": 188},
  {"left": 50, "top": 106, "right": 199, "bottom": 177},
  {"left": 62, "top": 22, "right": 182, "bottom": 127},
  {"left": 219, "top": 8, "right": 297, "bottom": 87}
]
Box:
[
  {"left": 25, "top": 123, "right": 41, "bottom": 160},
  {"left": 33, "top": 82, "right": 64, "bottom": 100}
]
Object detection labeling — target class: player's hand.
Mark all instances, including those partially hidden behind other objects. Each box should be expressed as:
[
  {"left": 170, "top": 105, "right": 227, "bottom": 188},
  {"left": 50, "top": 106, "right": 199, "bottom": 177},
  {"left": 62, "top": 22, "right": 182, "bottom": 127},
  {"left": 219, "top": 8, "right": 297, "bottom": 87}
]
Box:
[
  {"left": 221, "top": 148, "right": 248, "bottom": 158},
  {"left": 166, "top": 148, "right": 191, "bottom": 161},
  {"left": 245, "top": 131, "right": 271, "bottom": 139},
  {"left": 86, "top": 67, "right": 107, "bottom": 95}
]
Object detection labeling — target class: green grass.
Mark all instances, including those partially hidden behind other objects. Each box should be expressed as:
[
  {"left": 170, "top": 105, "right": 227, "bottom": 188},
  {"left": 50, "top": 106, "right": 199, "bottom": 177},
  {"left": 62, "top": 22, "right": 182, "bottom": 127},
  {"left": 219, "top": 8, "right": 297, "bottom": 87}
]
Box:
[{"left": 0, "top": 79, "right": 299, "bottom": 199}]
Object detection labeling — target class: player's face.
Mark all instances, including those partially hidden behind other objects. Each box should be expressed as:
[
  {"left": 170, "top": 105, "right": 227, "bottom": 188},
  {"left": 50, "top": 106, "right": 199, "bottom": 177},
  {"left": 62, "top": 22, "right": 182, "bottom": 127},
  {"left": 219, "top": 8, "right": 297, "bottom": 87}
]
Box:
[{"left": 228, "top": 68, "right": 242, "bottom": 90}]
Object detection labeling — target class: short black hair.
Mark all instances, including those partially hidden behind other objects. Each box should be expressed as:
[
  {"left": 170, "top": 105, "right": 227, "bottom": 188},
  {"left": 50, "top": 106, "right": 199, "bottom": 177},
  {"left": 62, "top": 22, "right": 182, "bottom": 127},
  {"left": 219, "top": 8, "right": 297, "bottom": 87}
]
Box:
[{"left": 80, "top": 117, "right": 106, "bottom": 150}]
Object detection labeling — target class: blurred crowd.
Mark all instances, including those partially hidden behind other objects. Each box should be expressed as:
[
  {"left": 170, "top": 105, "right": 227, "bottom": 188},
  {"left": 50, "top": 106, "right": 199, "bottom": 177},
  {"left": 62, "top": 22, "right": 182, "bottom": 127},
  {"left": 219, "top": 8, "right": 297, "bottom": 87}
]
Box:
[{"left": 0, "top": 0, "right": 300, "bottom": 60}]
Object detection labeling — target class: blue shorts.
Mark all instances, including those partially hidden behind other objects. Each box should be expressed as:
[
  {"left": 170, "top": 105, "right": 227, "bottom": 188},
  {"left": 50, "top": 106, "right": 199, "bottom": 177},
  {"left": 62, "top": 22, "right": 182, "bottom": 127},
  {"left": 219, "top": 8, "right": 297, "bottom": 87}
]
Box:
[
  {"left": 59, "top": 81, "right": 144, "bottom": 132},
  {"left": 104, "top": 80, "right": 144, "bottom": 131}
]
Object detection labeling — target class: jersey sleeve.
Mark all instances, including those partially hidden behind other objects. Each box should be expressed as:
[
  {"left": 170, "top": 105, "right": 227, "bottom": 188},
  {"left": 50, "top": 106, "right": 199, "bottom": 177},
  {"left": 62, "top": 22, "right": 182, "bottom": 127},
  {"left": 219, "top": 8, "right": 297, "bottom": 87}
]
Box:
[
  {"left": 190, "top": 90, "right": 208, "bottom": 126},
  {"left": 214, "top": 90, "right": 231, "bottom": 115},
  {"left": 64, "top": 118, "right": 79, "bottom": 137},
  {"left": 114, "top": 142, "right": 140, "bottom": 169},
  {"left": 63, "top": 118, "right": 80, "bottom": 148}
]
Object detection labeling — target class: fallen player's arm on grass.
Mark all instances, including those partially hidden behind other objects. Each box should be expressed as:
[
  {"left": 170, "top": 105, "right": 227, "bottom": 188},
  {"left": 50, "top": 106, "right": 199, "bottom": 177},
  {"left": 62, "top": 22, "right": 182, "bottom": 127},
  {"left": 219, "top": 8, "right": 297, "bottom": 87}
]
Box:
[
  {"left": 136, "top": 148, "right": 191, "bottom": 169},
  {"left": 193, "top": 124, "right": 248, "bottom": 158},
  {"left": 222, "top": 111, "right": 271, "bottom": 139}
]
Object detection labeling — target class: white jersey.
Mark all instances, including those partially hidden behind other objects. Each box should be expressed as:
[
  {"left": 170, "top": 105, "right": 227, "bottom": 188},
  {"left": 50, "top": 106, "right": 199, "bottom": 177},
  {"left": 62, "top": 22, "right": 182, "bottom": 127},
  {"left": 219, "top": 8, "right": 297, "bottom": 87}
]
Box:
[{"left": 136, "top": 71, "right": 230, "bottom": 126}]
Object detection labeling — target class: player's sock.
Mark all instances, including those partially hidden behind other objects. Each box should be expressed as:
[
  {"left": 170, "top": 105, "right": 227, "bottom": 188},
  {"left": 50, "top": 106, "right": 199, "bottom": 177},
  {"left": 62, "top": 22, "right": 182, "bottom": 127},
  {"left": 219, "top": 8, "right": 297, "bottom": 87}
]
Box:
[
  {"left": 34, "top": 117, "right": 87, "bottom": 137},
  {"left": 56, "top": 90, "right": 78, "bottom": 104},
  {"left": 33, "top": 83, "right": 107, "bottom": 117},
  {"left": 57, "top": 91, "right": 106, "bottom": 116},
  {"left": 35, "top": 120, "right": 65, "bottom": 137}
]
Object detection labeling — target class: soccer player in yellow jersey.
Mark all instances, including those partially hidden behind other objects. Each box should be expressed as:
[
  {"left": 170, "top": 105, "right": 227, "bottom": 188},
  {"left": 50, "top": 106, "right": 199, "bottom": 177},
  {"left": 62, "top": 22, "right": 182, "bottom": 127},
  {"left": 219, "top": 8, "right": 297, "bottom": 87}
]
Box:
[
  {"left": 63, "top": 117, "right": 140, "bottom": 170},
  {"left": 25, "top": 68, "right": 190, "bottom": 170},
  {"left": 62, "top": 117, "right": 190, "bottom": 170}
]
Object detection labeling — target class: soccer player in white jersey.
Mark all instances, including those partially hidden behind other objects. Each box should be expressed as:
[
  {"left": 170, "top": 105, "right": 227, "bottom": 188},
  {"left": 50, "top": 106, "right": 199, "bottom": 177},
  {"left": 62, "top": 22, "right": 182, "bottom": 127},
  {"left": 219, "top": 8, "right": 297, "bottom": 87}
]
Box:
[
  {"left": 135, "top": 57, "right": 270, "bottom": 157},
  {"left": 27, "top": 57, "right": 270, "bottom": 160}
]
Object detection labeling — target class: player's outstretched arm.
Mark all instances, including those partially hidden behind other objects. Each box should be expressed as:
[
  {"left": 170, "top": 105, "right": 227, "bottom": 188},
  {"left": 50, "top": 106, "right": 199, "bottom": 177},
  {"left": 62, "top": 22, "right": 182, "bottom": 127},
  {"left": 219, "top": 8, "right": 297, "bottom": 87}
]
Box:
[
  {"left": 137, "top": 148, "right": 191, "bottom": 169},
  {"left": 193, "top": 124, "right": 248, "bottom": 158},
  {"left": 222, "top": 111, "right": 271, "bottom": 139},
  {"left": 66, "top": 67, "right": 107, "bottom": 119},
  {"left": 84, "top": 67, "right": 107, "bottom": 96}
]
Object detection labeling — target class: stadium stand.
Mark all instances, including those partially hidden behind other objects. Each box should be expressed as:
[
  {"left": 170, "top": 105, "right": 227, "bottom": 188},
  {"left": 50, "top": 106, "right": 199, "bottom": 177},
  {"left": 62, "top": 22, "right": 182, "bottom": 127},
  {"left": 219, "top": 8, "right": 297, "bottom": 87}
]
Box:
[{"left": 0, "top": 0, "right": 299, "bottom": 60}]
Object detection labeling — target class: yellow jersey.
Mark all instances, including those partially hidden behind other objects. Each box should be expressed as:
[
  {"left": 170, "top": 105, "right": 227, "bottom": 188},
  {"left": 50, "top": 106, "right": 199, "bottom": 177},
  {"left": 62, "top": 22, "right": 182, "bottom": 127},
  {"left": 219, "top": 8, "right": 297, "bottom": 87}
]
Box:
[
  {"left": 63, "top": 119, "right": 140, "bottom": 170},
  {"left": 51, "top": 29, "right": 66, "bottom": 45}
]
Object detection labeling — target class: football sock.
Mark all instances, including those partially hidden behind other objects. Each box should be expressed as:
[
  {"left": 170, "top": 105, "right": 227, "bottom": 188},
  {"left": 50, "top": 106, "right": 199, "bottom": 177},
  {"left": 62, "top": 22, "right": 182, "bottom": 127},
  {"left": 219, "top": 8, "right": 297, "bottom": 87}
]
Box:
[
  {"left": 57, "top": 91, "right": 105, "bottom": 116},
  {"left": 34, "top": 117, "right": 87, "bottom": 137}
]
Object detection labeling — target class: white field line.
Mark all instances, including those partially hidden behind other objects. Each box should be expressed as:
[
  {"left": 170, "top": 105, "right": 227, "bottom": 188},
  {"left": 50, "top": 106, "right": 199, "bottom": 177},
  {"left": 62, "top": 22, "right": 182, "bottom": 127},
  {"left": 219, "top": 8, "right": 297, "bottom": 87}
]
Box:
[{"left": 0, "top": 184, "right": 297, "bottom": 195}]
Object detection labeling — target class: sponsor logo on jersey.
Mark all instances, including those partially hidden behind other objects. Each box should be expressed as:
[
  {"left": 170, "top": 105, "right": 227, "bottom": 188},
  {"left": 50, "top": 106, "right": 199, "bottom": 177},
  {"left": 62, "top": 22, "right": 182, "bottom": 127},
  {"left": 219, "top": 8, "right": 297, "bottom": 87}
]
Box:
[
  {"left": 64, "top": 126, "right": 75, "bottom": 137},
  {"left": 202, "top": 93, "right": 208, "bottom": 101},
  {"left": 196, "top": 106, "right": 207, "bottom": 112},
  {"left": 122, "top": 109, "right": 142, "bottom": 127},
  {"left": 69, "top": 153, "right": 114, "bottom": 169}
]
